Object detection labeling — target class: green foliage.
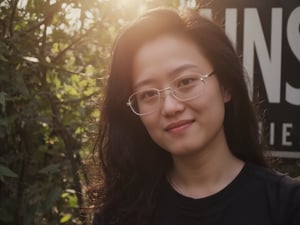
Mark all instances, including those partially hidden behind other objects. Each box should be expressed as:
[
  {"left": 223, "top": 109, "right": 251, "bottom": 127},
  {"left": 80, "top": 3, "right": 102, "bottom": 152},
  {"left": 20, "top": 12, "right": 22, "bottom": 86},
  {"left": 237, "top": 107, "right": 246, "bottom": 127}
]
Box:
[
  {"left": 0, "top": 164, "right": 18, "bottom": 182},
  {"left": 0, "top": 0, "right": 179, "bottom": 224}
]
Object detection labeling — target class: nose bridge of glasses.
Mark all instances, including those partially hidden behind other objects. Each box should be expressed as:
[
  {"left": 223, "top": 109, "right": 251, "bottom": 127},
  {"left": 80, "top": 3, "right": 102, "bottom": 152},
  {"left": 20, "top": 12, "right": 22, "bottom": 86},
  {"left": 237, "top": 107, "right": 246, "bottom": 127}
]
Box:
[{"left": 158, "top": 87, "right": 177, "bottom": 99}]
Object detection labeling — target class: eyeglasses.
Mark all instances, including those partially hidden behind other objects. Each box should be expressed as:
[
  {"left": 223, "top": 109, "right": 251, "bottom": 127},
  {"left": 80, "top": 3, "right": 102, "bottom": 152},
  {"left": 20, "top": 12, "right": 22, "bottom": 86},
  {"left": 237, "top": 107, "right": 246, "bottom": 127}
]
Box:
[{"left": 126, "top": 71, "right": 214, "bottom": 116}]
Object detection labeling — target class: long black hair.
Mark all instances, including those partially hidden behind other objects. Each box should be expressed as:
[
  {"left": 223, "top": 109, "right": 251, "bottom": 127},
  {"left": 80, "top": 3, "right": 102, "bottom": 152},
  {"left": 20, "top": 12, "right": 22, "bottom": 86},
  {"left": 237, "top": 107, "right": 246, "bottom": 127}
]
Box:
[{"left": 95, "top": 7, "right": 268, "bottom": 225}]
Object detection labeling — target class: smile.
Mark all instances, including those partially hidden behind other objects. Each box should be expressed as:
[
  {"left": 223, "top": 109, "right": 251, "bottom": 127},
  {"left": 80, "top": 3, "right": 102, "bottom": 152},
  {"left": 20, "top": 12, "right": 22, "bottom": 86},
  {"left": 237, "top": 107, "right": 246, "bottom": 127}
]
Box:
[{"left": 164, "top": 119, "right": 195, "bottom": 134}]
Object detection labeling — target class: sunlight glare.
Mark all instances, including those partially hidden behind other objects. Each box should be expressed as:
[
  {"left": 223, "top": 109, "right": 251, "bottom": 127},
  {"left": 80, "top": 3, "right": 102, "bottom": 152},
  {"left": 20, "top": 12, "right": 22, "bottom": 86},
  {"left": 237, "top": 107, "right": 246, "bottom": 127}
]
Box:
[
  {"left": 180, "top": 0, "right": 197, "bottom": 8},
  {"left": 17, "top": 0, "right": 28, "bottom": 9},
  {"left": 116, "top": 0, "right": 145, "bottom": 13}
]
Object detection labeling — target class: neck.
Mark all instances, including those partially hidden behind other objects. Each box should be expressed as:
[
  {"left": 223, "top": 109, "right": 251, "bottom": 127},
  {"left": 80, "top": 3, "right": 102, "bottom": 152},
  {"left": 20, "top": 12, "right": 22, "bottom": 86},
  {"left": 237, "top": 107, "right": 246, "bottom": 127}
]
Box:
[{"left": 169, "top": 142, "right": 244, "bottom": 198}]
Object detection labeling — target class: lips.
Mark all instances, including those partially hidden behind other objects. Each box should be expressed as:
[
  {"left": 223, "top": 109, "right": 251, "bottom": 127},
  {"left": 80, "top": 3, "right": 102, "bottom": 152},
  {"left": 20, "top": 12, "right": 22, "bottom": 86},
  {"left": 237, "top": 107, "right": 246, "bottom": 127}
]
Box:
[{"left": 164, "top": 119, "right": 195, "bottom": 133}]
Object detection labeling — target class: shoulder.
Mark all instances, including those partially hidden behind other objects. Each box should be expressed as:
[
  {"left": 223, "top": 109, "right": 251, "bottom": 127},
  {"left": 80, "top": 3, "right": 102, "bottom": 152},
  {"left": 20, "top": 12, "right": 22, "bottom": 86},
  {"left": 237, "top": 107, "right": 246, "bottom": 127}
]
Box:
[
  {"left": 246, "top": 162, "right": 300, "bottom": 187},
  {"left": 245, "top": 163, "right": 300, "bottom": 224}
]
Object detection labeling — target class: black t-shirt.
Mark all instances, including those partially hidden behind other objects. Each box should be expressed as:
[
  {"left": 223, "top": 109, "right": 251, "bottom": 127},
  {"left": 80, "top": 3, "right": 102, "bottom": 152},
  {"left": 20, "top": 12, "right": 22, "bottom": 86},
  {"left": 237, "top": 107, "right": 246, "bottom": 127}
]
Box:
[{"left": 93, "top": 163, "right": 300, "bottom": 225}]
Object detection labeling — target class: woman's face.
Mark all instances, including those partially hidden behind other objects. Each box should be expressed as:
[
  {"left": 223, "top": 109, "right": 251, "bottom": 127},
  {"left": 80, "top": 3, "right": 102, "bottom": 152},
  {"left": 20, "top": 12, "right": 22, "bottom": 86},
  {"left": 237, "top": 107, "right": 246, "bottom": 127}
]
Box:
[{"left": 131, "top": 34, "right": 231, "bottom": 156}]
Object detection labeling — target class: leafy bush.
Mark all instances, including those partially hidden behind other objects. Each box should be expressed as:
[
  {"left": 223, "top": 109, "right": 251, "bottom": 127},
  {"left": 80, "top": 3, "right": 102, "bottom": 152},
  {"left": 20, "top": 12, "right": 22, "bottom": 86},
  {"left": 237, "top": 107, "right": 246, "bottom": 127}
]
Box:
[{"left": 0, "top": 0, "right": 178, "bottom": 224}]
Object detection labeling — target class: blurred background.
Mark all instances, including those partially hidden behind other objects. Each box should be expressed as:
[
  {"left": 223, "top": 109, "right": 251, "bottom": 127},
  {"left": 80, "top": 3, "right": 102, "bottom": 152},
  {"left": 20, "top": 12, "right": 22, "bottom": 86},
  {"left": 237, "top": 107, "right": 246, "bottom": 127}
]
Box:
[{"left": 0, "top": 0, "right": 299, "bottom": 224}]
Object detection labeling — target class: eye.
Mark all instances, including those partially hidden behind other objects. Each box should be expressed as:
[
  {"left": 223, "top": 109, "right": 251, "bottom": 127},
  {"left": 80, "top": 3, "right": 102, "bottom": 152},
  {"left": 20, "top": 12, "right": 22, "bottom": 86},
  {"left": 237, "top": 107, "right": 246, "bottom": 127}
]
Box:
[
  {"left": 176, "top": 75, "right": 199, "bottom": 88},
  {"left": 137, "top": 89, "right": 159, "bottom": 102}
]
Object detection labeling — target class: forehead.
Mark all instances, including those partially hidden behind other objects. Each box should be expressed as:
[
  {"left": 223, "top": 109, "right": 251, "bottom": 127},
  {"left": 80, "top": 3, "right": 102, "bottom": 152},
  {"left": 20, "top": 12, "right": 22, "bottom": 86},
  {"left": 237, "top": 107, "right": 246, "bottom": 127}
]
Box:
[{"left": 131, "top": 34, "right": 212, "bottom": 89}]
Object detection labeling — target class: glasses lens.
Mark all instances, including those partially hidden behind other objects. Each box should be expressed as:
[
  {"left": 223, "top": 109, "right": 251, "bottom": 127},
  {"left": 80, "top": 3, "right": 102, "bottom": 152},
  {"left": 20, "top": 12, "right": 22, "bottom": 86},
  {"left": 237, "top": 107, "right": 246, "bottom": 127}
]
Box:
[
  {"left": 130, "top": 89, "right": 160, "bottom": 115},
  {"left": 172, "top": 74, "right": 205, "bottom": 100},
  {"left": 128, "top": 74, "right": 209, "bottom": 116}
]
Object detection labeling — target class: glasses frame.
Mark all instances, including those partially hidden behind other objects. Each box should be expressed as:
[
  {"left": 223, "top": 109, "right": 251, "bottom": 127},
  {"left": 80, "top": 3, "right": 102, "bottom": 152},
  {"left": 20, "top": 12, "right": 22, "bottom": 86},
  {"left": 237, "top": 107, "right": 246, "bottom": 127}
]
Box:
[{"left": 126, "top": 71, "right": 214, "bottom": 116}]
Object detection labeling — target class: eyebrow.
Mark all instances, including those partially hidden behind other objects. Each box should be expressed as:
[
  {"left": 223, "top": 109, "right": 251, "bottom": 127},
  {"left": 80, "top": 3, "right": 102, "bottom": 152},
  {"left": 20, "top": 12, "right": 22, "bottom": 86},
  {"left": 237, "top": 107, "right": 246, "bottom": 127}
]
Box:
[
  {"left": 170, "top": 63, "right": 200, "bottom": 76},
  {"left": 134, "top": 63, "right": 200, "bottom": 90}
]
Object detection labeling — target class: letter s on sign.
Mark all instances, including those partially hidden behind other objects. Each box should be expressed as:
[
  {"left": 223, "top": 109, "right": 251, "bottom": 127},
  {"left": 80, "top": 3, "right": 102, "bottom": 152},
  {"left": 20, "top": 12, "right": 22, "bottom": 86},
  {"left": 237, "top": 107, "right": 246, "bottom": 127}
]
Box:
[{"left": 286, "top": 6, "right": 300, "bottom": 106}]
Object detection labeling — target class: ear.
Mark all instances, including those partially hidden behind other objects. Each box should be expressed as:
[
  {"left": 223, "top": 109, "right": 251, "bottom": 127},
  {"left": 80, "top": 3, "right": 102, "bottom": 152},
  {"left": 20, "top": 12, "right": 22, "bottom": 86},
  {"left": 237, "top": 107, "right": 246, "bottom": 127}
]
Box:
[{"left": 222, "top": 89, "right": 231, "bottom": 103}]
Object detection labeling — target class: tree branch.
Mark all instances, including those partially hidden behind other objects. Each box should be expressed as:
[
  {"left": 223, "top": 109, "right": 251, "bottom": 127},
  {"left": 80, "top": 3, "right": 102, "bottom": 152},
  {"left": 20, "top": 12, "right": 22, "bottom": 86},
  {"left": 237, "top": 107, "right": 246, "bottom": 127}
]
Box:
[
  {"left": 48, "top": 93, "right": 88, "bottom": 225},
  {"left": 9, "top": 0, "right": 19, "bottom": 37},
  {"left": 51, "top": 21, "right": 101, "bottom": 63},
  {"left": 36, "top": 7, "right": 88, "bottom": 222}
]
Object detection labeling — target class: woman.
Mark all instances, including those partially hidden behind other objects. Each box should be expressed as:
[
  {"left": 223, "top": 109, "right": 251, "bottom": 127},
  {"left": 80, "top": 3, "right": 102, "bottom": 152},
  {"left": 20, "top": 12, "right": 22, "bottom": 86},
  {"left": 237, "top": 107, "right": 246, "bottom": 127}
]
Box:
[{"left": 92, "top": 7, "right": 300, "bottom": 225}]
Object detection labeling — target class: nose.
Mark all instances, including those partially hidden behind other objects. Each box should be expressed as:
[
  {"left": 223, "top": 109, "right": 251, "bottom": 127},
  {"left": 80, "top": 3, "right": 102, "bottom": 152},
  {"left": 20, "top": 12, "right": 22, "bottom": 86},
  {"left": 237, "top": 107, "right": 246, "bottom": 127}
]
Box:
[{"left": 161, "top": 89, "right": 185, "bottom": 116}]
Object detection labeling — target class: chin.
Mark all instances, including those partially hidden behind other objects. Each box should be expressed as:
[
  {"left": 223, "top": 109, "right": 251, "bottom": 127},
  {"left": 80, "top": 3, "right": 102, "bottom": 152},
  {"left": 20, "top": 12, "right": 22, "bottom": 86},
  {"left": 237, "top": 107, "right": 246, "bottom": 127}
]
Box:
[{"left": 165, "top": 145, "right": 200, "bottom": 156}]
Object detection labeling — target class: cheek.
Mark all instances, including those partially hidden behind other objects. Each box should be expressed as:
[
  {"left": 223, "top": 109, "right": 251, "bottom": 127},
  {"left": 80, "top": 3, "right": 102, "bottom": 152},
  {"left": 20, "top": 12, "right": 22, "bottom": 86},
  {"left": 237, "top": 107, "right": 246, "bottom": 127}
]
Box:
[
  {"left": 140, "top": 115, "right": 165, "bottom": 147},
  {"left": 189, "top": 92, "right": 226, "bottom": 122}
]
